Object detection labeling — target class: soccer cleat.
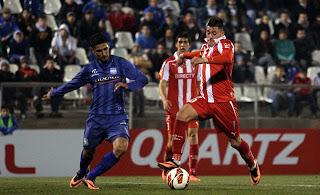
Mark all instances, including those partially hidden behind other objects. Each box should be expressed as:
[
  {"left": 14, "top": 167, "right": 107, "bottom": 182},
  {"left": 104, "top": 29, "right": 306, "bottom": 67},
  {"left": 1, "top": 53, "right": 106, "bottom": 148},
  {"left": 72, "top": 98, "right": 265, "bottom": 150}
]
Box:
[
  {"left": 69, "top": 174, "right": 84, "bottom": 188},
  {"left": 250, "top": 160, "right": 261, "bottom": 185},
  {"left": 161, "top": 170, "right": 167, "bottom": 182},
  {"left": 189, "top": 174, "right": 201, "bottom": 182},
  {"left": 83, "top": 178, "right": 100, "bottom": 190},
  {"left": 157, "top": 161, "right": 179, "bottom": 172}
]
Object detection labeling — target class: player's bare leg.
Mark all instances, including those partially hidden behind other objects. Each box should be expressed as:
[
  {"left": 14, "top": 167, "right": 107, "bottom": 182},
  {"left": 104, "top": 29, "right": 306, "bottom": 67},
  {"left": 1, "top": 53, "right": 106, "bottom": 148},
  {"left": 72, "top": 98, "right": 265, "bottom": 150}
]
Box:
[
  {"left": 83, "top": 137, "right": 129, "bottom": 190},
  {"left": 188, "top": 127, "right": 200, "bottom": 182},
  {"left": 158, "top": 104, "right": 198, "bottom": 171},
  {"left": 229, "top": 136, "right": 261, "bottom": 185}
]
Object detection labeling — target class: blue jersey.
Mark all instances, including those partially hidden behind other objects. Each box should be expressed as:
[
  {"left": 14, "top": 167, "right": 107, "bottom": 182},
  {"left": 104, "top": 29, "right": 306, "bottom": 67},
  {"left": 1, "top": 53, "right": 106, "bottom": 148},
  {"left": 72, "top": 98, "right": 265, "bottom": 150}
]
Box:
[{"left": 51, "top": 55, "right": 148, "bottom": 115}]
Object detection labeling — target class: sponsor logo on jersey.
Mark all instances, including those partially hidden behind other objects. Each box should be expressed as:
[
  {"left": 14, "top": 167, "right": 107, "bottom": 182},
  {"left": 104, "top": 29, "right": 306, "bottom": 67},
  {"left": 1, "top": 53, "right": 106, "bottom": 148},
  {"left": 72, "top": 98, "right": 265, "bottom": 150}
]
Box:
[
  {"left": 95, "top": 75, "right": 121, "bottom": 83},
  {"left": 110, "top": 68, "right": 117, "bottom": 75},
  {"left": 174, "top": 73, "right": 195, "bottom": 79},
  {"left": 91, "top": 69, "right": 99, "bottom": 77}
]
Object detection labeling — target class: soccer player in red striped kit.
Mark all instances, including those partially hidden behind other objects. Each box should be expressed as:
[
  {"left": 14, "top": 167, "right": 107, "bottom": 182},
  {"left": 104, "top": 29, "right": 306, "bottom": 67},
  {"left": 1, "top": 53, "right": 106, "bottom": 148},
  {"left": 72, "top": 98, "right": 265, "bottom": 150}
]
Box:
[
  {"left": 159, "top": 32, "right": 201, "bottom": 182},
  {"left": 158, "top": 16, "right": 261, "bottom": 185}
]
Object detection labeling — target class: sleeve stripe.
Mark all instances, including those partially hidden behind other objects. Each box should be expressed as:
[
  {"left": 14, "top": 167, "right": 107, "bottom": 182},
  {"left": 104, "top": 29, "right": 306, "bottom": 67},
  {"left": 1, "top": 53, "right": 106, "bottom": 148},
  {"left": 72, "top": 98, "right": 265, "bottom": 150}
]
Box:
[
  {"left": 159, "top": 61, "right": 170, "bottom": 81},
  {"left": 217, "top": 41, "right": 223, "bottom": 54}
]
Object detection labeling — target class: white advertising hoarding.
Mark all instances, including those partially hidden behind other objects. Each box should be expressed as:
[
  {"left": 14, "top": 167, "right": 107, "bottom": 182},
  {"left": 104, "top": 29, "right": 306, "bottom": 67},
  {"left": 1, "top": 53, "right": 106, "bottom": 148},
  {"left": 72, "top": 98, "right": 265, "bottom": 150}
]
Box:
[{"left": 0, "top": 130, "right": 83, "bottom": 177}]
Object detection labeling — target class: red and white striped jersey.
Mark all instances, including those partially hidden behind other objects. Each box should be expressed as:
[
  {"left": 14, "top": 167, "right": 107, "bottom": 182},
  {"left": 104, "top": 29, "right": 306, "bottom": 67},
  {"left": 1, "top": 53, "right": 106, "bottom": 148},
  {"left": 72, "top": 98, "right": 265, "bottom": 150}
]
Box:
[
  {"left": 198, "top": 35, "right": 236, "bottom": 103},
  {"left": 159, "top": 52, "right": 200, "bottom": 114}
]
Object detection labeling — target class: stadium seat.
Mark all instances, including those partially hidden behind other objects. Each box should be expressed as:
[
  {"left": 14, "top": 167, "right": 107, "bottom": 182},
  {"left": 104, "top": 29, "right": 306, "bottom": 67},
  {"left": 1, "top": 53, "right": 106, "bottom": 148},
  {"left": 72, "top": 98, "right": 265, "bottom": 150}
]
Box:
[
  {"left": 44, "top": 0, "right": 61, "bottom": 15},
  {"left": 311, "top": 50, "right": 320, "bottom": 66},
  {"left": 262, "top": 87, "right": 273, "bottom": 103},
  {"left": 105, "top": 20, "right": 114, "bottom": 39},
  {"left": 46, "top": 14, "right": 58, "bottom": 31},
  {"left": 307, "top": 66, "right": 320, "bottom": 84},
  {"left": 64, "top": 90, "right": 80, "bottom": 100},
  {"left": 64, "top": 65, "right": 82, "bottom": 82},
  {"left": 243, "top": 86, "right": 263, "bottom": 102},
  {"left": 3, "top": 0, "right": 22, "bottom": 14},
  {"left": 235, "top": 32, "right": 254, "bottom": 52},
  {"left": 111, "top": 48, "right": 129, "bottom": 60},
  {"left": 266, "top": 66, "right": 276, "bottom": 84},
  {"left": 143, "top": 84, "right": 161, "bottom": 101},
  {"left": 194, "top": 41, "right": 202, "bottom": 49},
  {"left": 234, "top": 86, "right": 243, "bottom": 101},
  {"left": 75, "top": 47, "right": 90, "bottom": 65},
  {"left": 254, "top": 65, "right": 266, "bottom": 84},
  {"left": 168, "top": 1, "right": 180, "bottom": 16},
  {"left": 115, "top": 31, "right": 134, "bottom": 49},
  {"left": 121, "top": 6, "right": 134, "bottom": 14},
  {"left": 29, "top": 64, "right": 40, "bottom": 73},
  {"left": 9, "top": 64, "right": 18, "bottom": 73}
]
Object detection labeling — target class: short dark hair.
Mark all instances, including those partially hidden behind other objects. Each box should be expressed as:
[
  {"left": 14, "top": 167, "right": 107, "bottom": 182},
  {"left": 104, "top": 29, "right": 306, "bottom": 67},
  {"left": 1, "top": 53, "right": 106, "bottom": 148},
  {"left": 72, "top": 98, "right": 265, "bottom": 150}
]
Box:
[
  {"left": 207, "top": 16, "right": 224, "bottom": 28},
  {"left": 175, "top": 31, "right": 191, "bottom": 43},
  {"left": 279, "top": 29, "right": 288, "bottom": 35},
  {"left": 46, "top": 56, "right": 55, "bottom": 62},
  {"left": 1, "top": 105, "right": 9, "bottom": 110},
  {"left": 89, "top": 33, "right": 108, "bottom": 48},
  {"left": 37, "top": 14, "right": 46, "bottom": 20}
]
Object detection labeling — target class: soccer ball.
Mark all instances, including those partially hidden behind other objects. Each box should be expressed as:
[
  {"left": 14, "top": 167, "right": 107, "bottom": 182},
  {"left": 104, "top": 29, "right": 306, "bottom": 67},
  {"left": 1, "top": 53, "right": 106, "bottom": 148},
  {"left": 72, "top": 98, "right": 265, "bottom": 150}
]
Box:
[{"left": 166, "top": 167, "right": 189, "bottom": 190}]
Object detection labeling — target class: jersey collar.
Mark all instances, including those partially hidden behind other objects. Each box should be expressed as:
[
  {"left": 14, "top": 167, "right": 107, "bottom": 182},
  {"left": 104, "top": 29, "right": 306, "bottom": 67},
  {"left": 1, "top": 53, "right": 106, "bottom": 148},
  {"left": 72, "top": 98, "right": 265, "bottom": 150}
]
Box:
[
  {"left": 214, "top": 35, "right": 226, "bottom": 43},
  {"left": 204, "top": 35, "right": 226, "bottom": 45},
  {"left": 173, "top": 51, "right": 179, "bottom": 60}
]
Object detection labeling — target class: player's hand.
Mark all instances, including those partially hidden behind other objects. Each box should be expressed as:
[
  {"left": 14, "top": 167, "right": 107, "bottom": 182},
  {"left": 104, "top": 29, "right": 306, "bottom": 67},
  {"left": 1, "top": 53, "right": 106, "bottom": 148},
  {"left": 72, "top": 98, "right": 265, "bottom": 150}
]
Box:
[
  {"left": 191, "top": 57, "right": 208, "bottom": 66},
  {"left": 175, "top": 53, "right": 185, "bottom": 66},
  {"left": 176, "top": 58, "right": 184, "bottom": 66},
  {"left": 42, "top": 87, "right": 53, "bottom": 100},
  {"left": 114, "top": 82, "right": 128, "bottom": 92},
  {"left": 162, "top": 99, "right": 172, "bottom": 111}
]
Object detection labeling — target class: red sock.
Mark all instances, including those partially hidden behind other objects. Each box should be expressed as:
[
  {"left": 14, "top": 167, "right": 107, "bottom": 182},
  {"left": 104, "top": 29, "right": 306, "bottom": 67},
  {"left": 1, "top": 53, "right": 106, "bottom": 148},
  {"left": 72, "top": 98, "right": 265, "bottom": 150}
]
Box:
[
  {"left": 172, "top": 120, "right": 187, "bottom": 161},
  {"left": 189, "top": 144, "right": 199, "bottom": 175},
  {"left": 164, "top": 146, "right": 173, "bottom": 161},
  {"left": 235, "top": 140, "right": 255, "bottom": 168}
]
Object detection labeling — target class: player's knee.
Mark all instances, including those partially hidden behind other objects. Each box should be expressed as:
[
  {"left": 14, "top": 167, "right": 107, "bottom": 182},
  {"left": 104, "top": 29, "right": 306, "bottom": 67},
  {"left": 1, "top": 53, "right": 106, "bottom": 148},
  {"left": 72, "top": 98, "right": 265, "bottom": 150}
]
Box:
[
  {"left": 176, "top": 111, "right": 189, "bottom": 122},
  {"left": 113, "top": 142, "right": 128, "bottom": 158},
  {"left": 188, "top": 128, "right": 197, "bottom": 139},
  {"left": 229, "top": 137, "right": 241, "bottom": 148}
]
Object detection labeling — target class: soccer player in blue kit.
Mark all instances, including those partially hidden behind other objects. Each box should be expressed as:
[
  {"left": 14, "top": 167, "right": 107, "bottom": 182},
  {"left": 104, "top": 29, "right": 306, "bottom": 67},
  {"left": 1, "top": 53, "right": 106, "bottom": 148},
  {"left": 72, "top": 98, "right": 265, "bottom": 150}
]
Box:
[{"left": 43, "top": 33, "right": 148, "bottom": 190}]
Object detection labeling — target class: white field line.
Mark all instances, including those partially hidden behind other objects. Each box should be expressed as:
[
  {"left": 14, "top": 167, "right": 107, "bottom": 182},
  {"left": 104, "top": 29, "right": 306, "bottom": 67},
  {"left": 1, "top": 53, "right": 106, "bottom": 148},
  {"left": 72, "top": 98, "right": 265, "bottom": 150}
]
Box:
[{"left": 2, "top": 180, "right": 319, "bottom": 188}]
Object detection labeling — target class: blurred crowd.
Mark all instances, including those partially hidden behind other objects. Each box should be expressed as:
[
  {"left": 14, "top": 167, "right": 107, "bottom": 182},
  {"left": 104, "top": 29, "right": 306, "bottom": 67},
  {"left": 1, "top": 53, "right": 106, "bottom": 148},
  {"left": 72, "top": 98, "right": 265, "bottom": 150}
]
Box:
[{"left": 0, "top": 0, "right": 320, "bottom": 118}]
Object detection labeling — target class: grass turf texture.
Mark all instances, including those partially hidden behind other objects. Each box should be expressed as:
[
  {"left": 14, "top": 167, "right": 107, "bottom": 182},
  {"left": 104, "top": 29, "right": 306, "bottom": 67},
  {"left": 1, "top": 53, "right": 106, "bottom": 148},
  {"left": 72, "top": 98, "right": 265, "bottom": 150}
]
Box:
[{"left": 0, "top": 175, "right": 319, "bottom": 195}]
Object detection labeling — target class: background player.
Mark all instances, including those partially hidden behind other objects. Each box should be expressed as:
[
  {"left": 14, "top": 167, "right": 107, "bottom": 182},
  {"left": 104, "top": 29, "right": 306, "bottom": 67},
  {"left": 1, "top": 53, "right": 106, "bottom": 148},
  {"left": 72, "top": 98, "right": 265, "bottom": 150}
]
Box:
[
  {"left": 158, "top": 16, "right": 261, "bottom": 185},
  {"left": 43, "top": 33, "right": 148, "bottom": 190},
  {"left": 0, "top": 105, "right": 18, "bottom": 135},
  {"left": 159, "top": 32, "right": 200, "bottom": 182}
]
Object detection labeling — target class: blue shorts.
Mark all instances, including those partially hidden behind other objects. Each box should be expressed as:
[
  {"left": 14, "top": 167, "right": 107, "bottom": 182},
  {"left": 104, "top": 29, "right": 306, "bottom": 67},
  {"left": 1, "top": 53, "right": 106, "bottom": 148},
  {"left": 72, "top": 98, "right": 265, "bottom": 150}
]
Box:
[{"left": 83, "top": 114, "right": 129, "bottom": 150}]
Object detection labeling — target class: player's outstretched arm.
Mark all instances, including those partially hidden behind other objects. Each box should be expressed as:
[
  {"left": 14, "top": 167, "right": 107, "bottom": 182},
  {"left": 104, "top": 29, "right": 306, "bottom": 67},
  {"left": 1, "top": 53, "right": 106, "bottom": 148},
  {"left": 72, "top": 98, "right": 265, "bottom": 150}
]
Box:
[
  {"left": 182, "top": 50, "right": 201, "bottom": 59},
  {"left": 122, "top": 59, "right": 148, "bottom": 91},
  {"left": 44, "top": 67, "right": 89, "bottom": 98},
  {"left": 175, "top": 50, "right": 201, "bottom": 67}
]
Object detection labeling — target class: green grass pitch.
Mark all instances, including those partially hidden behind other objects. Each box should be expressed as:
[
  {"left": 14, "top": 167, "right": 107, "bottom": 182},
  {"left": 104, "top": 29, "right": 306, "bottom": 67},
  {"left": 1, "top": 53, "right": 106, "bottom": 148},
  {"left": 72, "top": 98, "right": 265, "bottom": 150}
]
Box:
[{"left": 0, "top": 175, "right": 319, "bottom": 195}]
